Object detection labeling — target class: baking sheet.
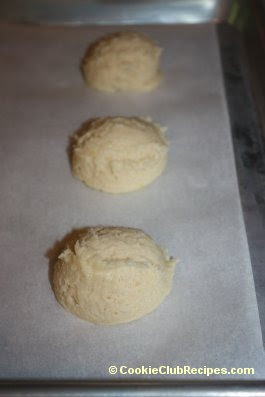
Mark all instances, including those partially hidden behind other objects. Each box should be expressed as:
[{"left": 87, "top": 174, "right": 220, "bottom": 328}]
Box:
[{"left": 0, "top": 23, "right": 264, "bottom": 380}]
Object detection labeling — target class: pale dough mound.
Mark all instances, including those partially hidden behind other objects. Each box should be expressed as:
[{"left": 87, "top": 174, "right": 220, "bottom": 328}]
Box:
[
  {"left": 53, "top": 227, "right": 176, "bottom": 325},
  {"left": 72, "top": 117, "right": 168, "bottom": 193},
  {"left": 82, "top": 31, "right": 162, "bottom": 92}
]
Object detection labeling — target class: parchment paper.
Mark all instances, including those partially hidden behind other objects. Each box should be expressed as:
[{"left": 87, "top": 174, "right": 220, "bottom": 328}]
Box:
[{"left": 0, "top": 23, "right": 264, "bottom": 380}]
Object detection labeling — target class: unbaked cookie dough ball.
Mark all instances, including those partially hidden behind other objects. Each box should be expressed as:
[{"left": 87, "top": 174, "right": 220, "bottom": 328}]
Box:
[
  {"left": 82, "top": 31, "right": 162, "bottom": 92},
  {"left": 72, "top": 117, "right": 168, "bottom": 193},
  {"left": 53, "top": 227, "right": 176, "bottom": 325}
]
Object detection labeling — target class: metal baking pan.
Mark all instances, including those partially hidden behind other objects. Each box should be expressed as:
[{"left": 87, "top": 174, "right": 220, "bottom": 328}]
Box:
[{"left": 1, "top": 0, "right": 265, "bottom": 395}]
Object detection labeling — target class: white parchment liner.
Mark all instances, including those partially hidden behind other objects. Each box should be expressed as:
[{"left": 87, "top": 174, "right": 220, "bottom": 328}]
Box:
[{"left": 0, "top": 23, "right": 264, "bottom": 379}]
